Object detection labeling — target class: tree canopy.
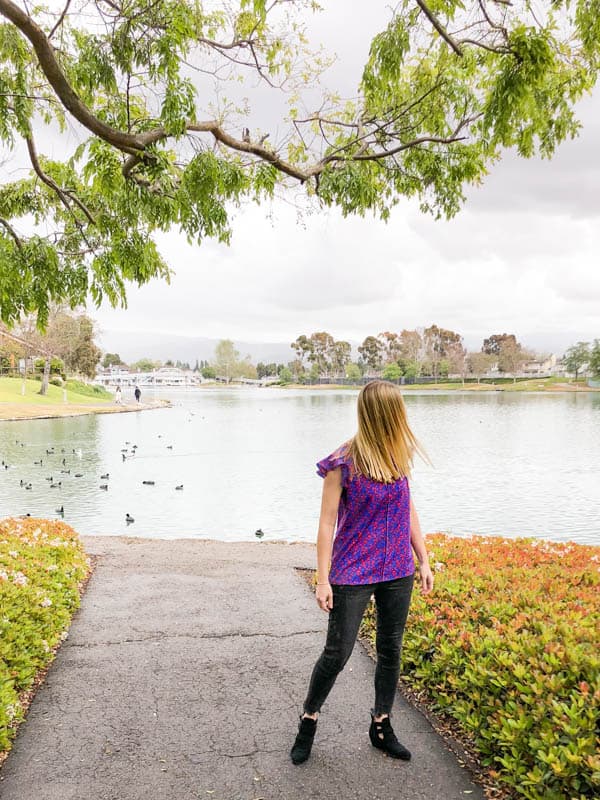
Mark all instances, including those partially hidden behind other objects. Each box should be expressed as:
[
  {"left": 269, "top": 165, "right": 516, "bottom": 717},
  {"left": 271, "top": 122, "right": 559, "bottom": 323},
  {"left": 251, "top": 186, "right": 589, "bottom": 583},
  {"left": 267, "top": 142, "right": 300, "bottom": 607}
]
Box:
[{"left": 1, "top": 0, "right": 599, "bottom": 325}]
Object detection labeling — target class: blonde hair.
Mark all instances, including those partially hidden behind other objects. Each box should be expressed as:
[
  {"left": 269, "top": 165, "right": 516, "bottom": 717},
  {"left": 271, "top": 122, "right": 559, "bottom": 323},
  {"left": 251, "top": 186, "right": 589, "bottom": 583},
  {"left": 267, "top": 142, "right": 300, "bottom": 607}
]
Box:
[{"left": 348, "top": 380, "right": 426, "bottom": 483}]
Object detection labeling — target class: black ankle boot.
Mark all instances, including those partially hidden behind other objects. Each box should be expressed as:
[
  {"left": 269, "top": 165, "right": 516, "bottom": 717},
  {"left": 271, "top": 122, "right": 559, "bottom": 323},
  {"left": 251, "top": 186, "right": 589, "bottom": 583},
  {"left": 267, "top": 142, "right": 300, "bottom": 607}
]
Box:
[
  {"left": 290, "top": 714, "right": 318, "bottom": 764},
  {"left": 369, "top": 715, "right": 411, "bottom": 760}
]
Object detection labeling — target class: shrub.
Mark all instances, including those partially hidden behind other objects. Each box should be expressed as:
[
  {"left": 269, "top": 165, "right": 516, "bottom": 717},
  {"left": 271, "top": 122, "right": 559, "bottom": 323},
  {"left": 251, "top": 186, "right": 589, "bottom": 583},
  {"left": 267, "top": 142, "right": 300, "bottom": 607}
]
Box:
[
  {"left": 64, "top": 379, "right": 112, "bottom": 399},
  {"left": 0, "top": 518, "right": 91, "bottom": 756},
  {"left": 360, "top": 534, "right": 600, "bottom": 800}
]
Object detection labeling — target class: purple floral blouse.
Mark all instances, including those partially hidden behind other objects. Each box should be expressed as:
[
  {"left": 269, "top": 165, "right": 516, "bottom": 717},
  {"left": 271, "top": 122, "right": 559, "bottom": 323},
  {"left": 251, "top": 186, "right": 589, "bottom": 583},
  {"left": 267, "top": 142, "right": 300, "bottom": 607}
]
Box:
[{"left": 316, "top": 442, "right": 415, "bottom": 585}]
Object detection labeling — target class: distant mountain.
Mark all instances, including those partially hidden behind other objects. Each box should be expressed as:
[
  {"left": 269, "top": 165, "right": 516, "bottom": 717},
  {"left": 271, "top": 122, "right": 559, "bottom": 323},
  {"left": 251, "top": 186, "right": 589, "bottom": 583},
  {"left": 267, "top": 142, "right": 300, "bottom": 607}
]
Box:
[
  {"left": 98, "top": 328, "right": 574, "bottom": 366},
  {"left": 97, "top": 330, "right": 297, "bottom": 365}
]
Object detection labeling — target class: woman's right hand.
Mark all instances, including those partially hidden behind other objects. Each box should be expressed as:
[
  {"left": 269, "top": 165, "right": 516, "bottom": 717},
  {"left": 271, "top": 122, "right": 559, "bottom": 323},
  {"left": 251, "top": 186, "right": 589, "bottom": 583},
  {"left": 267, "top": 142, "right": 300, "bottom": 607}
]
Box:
[{"left": 315, "top": 582, "right": 333, "bottom": 613}]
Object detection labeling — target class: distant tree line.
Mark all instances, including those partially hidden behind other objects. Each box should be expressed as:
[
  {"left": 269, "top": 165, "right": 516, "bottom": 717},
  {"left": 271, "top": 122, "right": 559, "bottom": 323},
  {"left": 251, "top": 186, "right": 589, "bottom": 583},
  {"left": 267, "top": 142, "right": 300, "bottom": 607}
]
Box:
[
  {"left": 562, "top": 340, "right": 600, "bottom": 381},
  {"left": 287, "top": 328, "right": 542, "bottom": 384},
  {"left": 102, "top": 332, "right": 600, "bottom": 386}
]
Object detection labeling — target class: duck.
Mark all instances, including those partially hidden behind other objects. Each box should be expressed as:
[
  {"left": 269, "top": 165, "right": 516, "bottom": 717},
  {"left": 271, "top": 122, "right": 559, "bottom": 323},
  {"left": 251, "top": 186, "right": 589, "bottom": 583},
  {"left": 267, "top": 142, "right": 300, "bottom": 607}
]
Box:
[
  {"left": 255, "top": 528, "right": 265, "bottom": 539},
  {"left": 45, "top": 476, "right": 53, "bottom": 481},
  {"left": 33, "top": 459, "right": 43, "bottom": 466},
  {"left": 56, "top": 505, "right": 64, "bottom": 515},
  {"left": 142, "top": 480, "right": 155, "bottom": 486},
  {"left": 122, "top": 453, "right": 127, "bottom": 461},
  {"left": 166, "top": 445, "right": 173, "bottom": 450},
  {"left": 74, "top": 473, "right": 84, "bottom": 478},
  {"left": 60, "top": 469, "right": 70, "bottom": 474},
  {"left": 175, "top": 484, "right": 184, "bottom": 490},
  {"left": 99, "top": 484, "right": 108, "bottom": 490},
  {"left": 25, "top": 484, "right": 32, "bottom": 490},
  {"left": 61, "top": 458, "right": 66, "bottom": 466},
  {"left": 125, "top": 513, "right": 135, "bottom": 524},
  {"left": 46, "top": 449, "right": 54, "bottom": 455},
  {"left": 100, "top": 473, "right": 109, "bottom": 480},
  {"left": 50, "top": 482, "right": 62, "bottom": 488}
]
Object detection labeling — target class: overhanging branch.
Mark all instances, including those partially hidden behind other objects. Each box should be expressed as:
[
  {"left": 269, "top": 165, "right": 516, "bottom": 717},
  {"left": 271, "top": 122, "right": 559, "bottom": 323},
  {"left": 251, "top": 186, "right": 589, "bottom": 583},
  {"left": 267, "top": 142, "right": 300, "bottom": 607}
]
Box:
[
  {"left": 0, "top": 0, "right": 143, "bottom": 155},
  {"left": 0, "top": 217, "right": 23, "bottom": 249},
  {"left": 416, "top": 0, "right": 463, "bottom": 56}
]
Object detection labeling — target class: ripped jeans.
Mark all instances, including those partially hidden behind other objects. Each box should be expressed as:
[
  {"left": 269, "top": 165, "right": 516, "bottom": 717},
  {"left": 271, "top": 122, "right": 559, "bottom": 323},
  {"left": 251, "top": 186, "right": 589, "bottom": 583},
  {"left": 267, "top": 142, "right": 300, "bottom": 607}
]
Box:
[{"left": 302, "top": 572, "right": 414, "bottom": 717}]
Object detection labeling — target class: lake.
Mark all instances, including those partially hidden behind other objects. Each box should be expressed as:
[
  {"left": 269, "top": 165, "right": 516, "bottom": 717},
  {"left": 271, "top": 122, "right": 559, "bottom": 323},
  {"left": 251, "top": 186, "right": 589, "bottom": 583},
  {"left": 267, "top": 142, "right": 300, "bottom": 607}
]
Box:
[{"left": 0, "top": 388, "right": 599, "bottom": 544}]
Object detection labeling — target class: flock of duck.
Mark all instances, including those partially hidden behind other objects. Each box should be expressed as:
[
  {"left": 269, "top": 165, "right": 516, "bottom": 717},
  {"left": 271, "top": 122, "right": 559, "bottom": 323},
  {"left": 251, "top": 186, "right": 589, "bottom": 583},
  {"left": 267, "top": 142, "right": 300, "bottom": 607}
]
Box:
[
  {"left": 6, "top": 436, "right": 185, "bottom": 526},
  {"left": 5, "top": 431, "right": 266, "bottom": 538}
]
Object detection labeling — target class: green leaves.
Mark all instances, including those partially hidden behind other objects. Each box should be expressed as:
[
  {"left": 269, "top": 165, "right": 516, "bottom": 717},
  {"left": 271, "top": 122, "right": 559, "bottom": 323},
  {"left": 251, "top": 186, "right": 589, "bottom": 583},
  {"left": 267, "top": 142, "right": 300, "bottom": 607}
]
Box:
[
  {"left": 0, "top": 518, "right": 90, "bottom": 756},
  {"left": 0, "top": 1, "right": 599, "bottom": 325}
]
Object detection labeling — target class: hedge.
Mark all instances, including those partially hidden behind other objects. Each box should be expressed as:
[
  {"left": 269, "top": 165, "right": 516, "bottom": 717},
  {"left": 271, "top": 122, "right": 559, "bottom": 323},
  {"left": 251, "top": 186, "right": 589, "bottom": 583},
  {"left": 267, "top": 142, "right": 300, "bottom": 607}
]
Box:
[
  {"left": 0, "top": 518, "right": 91, "bottom": 756},
  {"left": 360, "top": 534, "right": 599, "bottom": 800}
]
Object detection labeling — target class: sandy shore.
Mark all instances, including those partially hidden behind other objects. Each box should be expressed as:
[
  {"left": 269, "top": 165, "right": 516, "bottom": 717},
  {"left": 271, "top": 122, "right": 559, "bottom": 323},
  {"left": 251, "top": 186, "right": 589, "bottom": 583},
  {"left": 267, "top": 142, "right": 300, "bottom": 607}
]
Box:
[{"left": 0, "top": 399, "right": 170, "bottom": 422}]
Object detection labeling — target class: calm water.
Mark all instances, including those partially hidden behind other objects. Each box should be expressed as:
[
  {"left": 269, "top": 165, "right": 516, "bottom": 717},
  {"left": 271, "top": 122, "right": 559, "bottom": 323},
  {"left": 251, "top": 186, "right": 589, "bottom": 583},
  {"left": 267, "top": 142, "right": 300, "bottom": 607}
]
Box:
[{"left": 0, "top": 388, "right": 599, "bottom": 544}]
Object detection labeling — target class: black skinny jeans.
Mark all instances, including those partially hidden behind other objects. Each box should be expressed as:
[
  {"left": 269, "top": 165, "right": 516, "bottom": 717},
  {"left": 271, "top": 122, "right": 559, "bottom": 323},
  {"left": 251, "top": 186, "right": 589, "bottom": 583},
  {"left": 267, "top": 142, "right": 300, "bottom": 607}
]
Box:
[{"left": 303, "top": 572, "right": 414, "bottom": 717}]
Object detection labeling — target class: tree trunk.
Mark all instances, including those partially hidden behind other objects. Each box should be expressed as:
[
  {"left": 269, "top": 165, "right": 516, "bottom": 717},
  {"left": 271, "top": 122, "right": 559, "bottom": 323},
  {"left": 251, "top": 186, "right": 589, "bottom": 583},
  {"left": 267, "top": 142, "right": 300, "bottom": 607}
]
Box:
[{"left": 38, "top": 357, "right": 50, "bottom": 395}]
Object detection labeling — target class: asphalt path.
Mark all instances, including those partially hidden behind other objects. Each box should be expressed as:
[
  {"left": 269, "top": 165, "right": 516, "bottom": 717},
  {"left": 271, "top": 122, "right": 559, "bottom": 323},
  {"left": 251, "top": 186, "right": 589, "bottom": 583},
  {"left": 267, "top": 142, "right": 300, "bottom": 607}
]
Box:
[{"left": 0, "top": 537, "right": 484, "bottom": 800}]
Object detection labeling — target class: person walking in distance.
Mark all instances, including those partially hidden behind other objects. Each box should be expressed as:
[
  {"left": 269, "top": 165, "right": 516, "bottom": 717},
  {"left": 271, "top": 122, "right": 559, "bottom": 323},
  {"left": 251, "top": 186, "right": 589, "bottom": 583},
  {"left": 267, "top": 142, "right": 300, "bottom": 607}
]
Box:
[
  {"left": 115, "top": 383, "right": 122, "bottom": 404},
  {"left": 290, "top": 380, "right": 434, "bottom": 765},
  {"left": 134, "top": 385, "right": 141, "bottom": 403}
]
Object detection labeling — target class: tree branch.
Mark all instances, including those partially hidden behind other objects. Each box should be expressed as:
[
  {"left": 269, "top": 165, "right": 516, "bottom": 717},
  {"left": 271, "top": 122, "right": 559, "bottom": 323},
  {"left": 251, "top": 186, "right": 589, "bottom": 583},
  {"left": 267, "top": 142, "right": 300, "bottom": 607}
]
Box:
[
  {"left": 415, "top": 0, "right": 463, "bottom": 56},
  {"left": 458, "top": 37, "right": 510, "bottom": 53},
  {"left": 48, "top": 0, "right": 72, "bottom": 40},
  {"left": 25, "top": 134, "right": 97, "bottom": 254},
  {"left": 0, "top": 0, "right": 143, "bottom": 155},
  {"left": 0, "top": 217, "right": 23, "bottom": 250},
  {"left": 26, "top": 134, "right": 96, "bottom": 226}
]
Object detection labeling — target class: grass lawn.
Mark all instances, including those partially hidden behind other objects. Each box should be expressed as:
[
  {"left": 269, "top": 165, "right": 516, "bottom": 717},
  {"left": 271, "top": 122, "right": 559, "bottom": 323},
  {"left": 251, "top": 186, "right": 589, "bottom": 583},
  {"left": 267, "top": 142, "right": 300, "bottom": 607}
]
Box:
[{"left": 0, "top": 377, "right": 113, "bottom": 406}]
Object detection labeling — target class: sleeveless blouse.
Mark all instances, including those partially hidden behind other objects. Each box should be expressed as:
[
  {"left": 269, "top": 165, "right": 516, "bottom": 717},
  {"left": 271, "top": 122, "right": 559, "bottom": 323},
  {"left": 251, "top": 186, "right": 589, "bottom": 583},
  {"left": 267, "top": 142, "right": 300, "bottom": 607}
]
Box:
[{"left": 316, "top": 442, "right": 415, "bottom": 585}]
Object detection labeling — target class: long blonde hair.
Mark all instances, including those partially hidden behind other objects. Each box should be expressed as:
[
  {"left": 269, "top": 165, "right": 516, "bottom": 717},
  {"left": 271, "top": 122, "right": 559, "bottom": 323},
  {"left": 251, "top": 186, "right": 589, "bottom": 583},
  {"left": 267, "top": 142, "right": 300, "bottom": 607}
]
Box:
[{"left": 348, "top": 380, "right": 426, "bottom": 482}]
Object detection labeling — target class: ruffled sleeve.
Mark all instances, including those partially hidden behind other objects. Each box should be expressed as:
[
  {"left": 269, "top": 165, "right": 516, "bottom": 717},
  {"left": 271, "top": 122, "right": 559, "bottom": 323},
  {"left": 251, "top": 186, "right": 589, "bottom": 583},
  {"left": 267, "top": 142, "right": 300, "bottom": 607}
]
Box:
[{"left": 316, "top": 444, "right": 351, "bottom": 488}]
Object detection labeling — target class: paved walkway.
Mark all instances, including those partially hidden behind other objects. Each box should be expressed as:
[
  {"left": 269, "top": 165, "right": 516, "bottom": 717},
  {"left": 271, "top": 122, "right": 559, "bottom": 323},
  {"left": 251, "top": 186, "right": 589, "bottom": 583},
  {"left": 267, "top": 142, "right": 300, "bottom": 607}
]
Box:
[{"left": 0, "top": 537, "right": 484, "bottom": 800}]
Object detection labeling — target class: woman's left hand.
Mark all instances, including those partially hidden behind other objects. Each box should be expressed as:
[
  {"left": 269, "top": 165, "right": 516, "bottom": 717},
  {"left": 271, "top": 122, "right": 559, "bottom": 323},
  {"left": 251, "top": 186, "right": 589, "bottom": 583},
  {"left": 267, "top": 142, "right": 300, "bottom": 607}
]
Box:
[{"left": 419, "top": 563, "right": 434, "bottom": 594}]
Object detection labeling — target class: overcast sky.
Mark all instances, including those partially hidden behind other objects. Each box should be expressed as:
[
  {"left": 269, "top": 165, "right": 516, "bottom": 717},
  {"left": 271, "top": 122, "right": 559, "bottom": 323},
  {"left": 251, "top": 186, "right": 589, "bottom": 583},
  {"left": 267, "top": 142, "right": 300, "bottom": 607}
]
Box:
[{"left": 10, "top": 1, "right": 600, "bottom": 354}]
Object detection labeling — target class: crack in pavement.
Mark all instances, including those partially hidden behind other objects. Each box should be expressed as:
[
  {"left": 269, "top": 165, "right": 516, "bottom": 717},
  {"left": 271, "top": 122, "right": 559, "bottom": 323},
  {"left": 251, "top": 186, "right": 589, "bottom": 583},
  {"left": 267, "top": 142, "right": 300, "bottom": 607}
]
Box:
[{"left": 65, "top": 629, "right": 324, "bottom": 648}]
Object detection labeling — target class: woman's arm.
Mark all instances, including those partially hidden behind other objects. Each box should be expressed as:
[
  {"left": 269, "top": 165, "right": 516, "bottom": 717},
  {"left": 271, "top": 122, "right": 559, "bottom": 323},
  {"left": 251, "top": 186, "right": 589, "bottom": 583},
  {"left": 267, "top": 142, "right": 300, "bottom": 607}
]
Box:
[
  {"left": 315, "top": 468, "right": 343, "bottom": 612},
  {"left": 410, "top": 498, "right": 434, "bottom": 594}
]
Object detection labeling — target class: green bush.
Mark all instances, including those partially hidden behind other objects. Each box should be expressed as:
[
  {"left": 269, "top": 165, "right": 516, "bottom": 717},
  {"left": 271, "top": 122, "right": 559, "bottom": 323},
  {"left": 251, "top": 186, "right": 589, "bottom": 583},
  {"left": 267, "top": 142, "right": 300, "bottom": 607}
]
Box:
[
  {"left": 0, "top": 518, "right": 90, "bottom": 756},
  {"left": 360, "top": 534, "right": 600, "bottom": 800},
  {"left": 64, "top": 379, "right": 112, "bottom": 399}
]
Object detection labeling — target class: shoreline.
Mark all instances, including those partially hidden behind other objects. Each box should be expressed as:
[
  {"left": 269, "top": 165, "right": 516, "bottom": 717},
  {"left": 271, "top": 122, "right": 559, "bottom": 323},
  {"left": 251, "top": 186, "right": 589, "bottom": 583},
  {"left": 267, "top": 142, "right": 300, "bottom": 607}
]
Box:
[
  {"left": 0, "top": 398, "right": 170, "bottom": 422},
  {"left": 196, "top": 380, "right": 599, "bottom": 393},
  {"left": 277, "top": 381, "right": 600, "bottom": 393}
]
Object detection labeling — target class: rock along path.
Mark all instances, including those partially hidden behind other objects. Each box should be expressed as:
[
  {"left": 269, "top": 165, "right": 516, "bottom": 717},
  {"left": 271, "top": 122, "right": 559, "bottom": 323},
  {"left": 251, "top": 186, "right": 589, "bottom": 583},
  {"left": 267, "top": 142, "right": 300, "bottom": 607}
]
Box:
[{"left": 0, "top": 537, "right": 484, "bottom": 800}]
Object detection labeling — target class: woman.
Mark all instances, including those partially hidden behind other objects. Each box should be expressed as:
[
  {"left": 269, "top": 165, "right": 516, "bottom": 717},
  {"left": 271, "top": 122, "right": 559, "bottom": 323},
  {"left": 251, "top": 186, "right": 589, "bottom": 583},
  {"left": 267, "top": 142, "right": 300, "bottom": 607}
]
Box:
[{"left": 290, "top": 380, "right": 434, "bottom": 765}]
